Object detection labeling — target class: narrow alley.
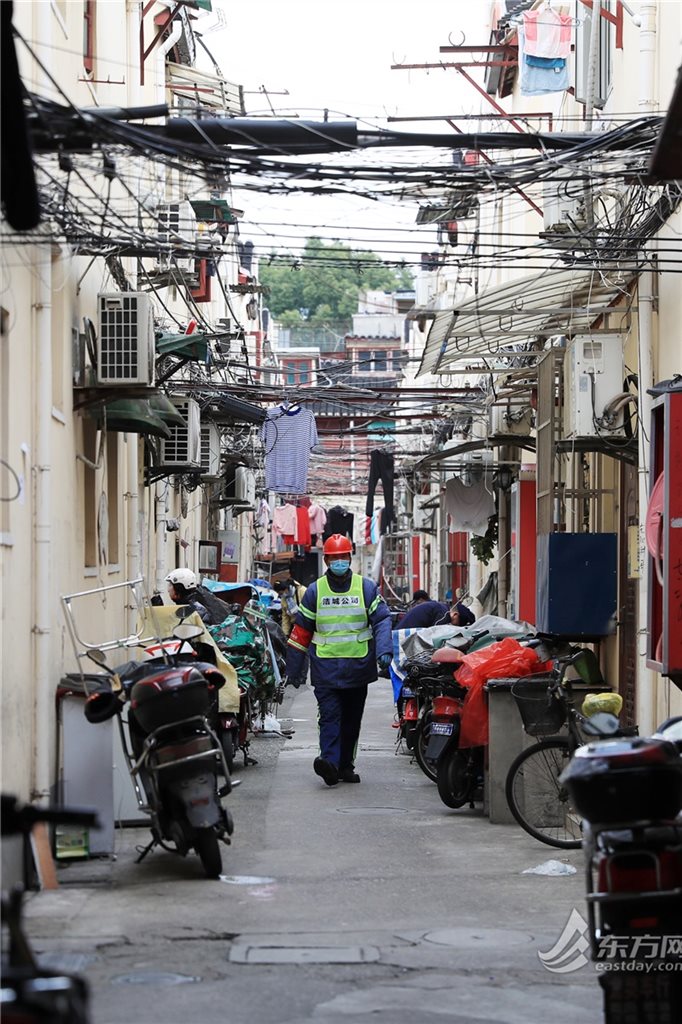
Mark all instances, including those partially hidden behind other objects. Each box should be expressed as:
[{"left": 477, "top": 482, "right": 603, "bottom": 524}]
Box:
[{"left": 24, "top": 683, "right": 600, "bottom": 1024}]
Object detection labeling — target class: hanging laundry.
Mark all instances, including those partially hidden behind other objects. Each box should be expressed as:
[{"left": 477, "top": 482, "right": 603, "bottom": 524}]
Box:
[
  {"left": 308, "top": 502, "right": 327, "bottom": 542},
  {"left": 523, "top": 6, "right": 572, "bottom": 59},
  {"left": 322, "top": 504, "right": 354, "bottom": 541},
  {"left": 272, "top": 502, "right": 298, "bottom": 540},
  {"left": 366, "top": 449, "right": 395, "bottom": 531},
  {"left": 444, "top": 477, "right": 496, "bottom": 537},
  {"left": 260, "top": 404, "right": 318, "bottom": 495},
  {"left": 295, "top": 505, "right": 312, "bottom": 547},
  {"left": 370, "top": 509, "right": 383, "bottom": 544},
  {"left": 518, "top": 24, "right": 569, "bottom": 96},
  {"left": 256, "top": 498, "right": 272, "bottom": 555}
]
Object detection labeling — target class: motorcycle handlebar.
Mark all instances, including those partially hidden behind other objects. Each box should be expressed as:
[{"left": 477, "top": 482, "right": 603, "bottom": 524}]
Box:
[{"left": 1, "top": 795, "right": 100, "bottom": 836}]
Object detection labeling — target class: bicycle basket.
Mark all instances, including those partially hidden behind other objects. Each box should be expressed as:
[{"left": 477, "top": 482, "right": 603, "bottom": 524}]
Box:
[{"left": 511, "top": 677, "right": 566, "bottom": 737}]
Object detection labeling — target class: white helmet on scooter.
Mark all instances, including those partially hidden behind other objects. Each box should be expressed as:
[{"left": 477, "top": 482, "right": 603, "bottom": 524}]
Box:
[{"left": 166, "top": 568, "right": 198, "bottom": 589}]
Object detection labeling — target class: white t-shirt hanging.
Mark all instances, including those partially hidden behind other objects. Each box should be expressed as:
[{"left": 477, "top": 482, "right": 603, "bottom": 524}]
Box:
[
  {"left": 444, "top": 477, "right": 495, "bottom": 537},
  {"left": 260, "top": 405, "right": 318, "bottom": 495}
]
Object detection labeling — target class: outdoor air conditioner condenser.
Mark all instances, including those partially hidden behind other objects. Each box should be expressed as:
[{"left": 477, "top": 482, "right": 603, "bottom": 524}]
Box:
[
  {"left": 159, "top": 398, "right": 202, "bottom": 469},
  {"left": 199, "top": 422, "right": 222, "bottom": 479},
  {"left": 563, "top": 334, "right": 627, "bottom": 440},
  {"left": 97, "top": 292, "right": 155, "bottom": 386}
]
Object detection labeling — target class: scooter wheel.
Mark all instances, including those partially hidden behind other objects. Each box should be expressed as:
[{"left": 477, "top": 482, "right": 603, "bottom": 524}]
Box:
[
  {"left": 195, "top": 827, "right": 222, "bottom": 879},
  {"left": 220, "top": 731, "right": 235, "bottom": 775},
  {"left": 437, "top": 749, "right": 471, "bottom": 809}
]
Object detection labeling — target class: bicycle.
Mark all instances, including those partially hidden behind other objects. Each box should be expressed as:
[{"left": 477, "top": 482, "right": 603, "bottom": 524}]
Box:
[
  {"left": 504, "top": 651, "right": 634, "bottom": 850},
  {"left": 1, "top": 795, "right": 99, "bottom": 1023}
]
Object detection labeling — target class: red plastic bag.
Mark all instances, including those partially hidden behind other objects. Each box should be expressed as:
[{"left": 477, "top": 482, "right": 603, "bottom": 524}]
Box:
[{"left": 453, "top": 638, "right": 551, "bottom": 747}]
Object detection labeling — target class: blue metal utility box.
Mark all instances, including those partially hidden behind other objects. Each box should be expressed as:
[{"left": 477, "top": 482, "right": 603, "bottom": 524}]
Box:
[{"left": 536, "top": 533, "right": 617, "bottom": 638}]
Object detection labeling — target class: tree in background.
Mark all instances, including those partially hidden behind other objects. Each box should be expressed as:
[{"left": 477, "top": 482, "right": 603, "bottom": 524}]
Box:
[{"left": 260, "top": 237, "right": 413, "bottom": 324}]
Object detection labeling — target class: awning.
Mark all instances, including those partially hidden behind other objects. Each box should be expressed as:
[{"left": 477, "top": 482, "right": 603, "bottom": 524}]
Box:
[
  {"left": 91, "top": 399, "right": 172, "bottom": 439},
  {"left": 156, "top": 331, "right": 209, "bottom": 362},
  {"left": 189, "top": 198, "right": 238, "bottom": 223},
  {"left": 418, "top": 268, "right": 636, "bottom": 375},
  {"left": 204, "top": 394, "right": 266, "bottom": 425}
]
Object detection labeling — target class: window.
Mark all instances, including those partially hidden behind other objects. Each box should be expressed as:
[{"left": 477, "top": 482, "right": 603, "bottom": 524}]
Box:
[
  {"left": 575, "top": 0, "right": 612, "bottom": 108},
  {"left": 83, "top": 0, "right": 96, "bottom": 76},
  {"left": 372, "top": 350, "right": 388, "bottom": 373},
  {"left": 1, "top": 310, "right": 11, "bottom": 544},
  {"left": 106, "top": 433, "right": 119, "bottom": 566},
  {"left": 83, "top": 419, "right": 98, "bottom": 566},
  {"left": 285, "top": 360, "right": 297, "bottom": 386}
]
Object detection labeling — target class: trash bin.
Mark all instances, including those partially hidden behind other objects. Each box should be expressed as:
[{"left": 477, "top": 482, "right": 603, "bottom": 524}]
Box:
[
  {"left": 57, "top": 675, "right": 115, "bottom": 855},
  {"left": 484, "top": 675, "right": 612, "bottom": 825}
]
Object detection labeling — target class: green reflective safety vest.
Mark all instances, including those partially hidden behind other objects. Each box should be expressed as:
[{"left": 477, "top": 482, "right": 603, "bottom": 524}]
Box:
[{"left": 312, "top": 574, "right": 372, "bottom": 659}]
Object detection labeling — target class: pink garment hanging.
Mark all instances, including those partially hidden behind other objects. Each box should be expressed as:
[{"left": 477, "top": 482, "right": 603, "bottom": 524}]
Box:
[
  {"left": 272, "top": 502, "right": 298, "bottom": 538},
  {"left": 523, "top": 7, "right": 572, "bottom": 59},
  {"left": 308, "top": 503, "right": 327, "bottom": 536}
]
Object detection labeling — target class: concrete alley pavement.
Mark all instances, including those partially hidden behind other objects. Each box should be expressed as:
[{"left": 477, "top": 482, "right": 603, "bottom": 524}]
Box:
[{"left": 24, "top": 681, "right": 603, "bottom": 1024}]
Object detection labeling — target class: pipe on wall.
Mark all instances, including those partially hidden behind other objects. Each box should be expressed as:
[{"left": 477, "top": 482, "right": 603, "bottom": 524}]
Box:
[
  {"left": 636, "top": 2, "right": 658, "bottom": 734},
  {"left": 32, "top": 249, "right": 53, "bottom": 802}
]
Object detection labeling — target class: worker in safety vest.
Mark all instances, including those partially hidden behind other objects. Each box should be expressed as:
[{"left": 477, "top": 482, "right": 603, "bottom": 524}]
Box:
[{"left": 285, "top": 534, "right": 392, "bottom": 786}]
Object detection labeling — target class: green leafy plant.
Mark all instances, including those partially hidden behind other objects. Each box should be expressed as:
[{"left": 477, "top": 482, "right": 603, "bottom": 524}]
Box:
[{"left": 470, "top": 515, "right": 498, "bottom": 565}]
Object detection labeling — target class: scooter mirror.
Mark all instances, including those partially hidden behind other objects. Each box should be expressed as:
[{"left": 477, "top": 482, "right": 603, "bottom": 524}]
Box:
[
  {"left": 173, "top": 623, "right": 204, "bottom": 642},
  {"left": 87, "top": 649, "right": 108, "bottom": 667}
]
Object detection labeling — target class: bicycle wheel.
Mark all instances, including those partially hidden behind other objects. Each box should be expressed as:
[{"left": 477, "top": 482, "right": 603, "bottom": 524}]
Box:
[
  {"left": 505, "top": 738, "right": 582, "bottom": 849},
  {"left": 413, "top": 720, "right": 439, "bottom": 783}
]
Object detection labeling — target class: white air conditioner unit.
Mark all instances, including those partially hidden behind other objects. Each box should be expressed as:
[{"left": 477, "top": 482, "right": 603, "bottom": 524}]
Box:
[
  {"left": 563, "top": 334, "right": 626, "bottom": 439},
  {"left": 200, "top": 422, "right": 221, "bottom": 479},
  {"left": 460, "top": 447, "right": 494, "bottom": 486},
  {"left": 235, "top": 466, "right": 255, "bottom": 505},
  {"left": 541, "top": 180, "right": 586, "bottom": 237},
  {"left": 489, "top": 401, "right": 534, "bottom": 437},
  {"left": 159, "top": 398, "right": 201, "bottom": 469},
  {"left": 97, "top": 292, "right": 155, "bottom": 385},
  {"left": 156, "top": 200, "right": 198, "bottom": 273}
]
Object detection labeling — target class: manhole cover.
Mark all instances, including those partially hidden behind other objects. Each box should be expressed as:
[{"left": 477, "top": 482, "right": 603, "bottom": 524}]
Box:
[
  {"left": 229, "top": 945, "right": 380, "bottom": 964},
  {"left": 38, "top": 953, "right": 98, "bottom": 973},
  {"left": 112, "top": 971, "right": 199, "bottom": 985},
  {"left": 336, "top": 807, "right": 411, "bottom": 816},
  {"left": 423, "top": 927, "right": 534, "bottom": 949},
  {"left": 220, "top": 875, "right": 276, "bottom": 885}
]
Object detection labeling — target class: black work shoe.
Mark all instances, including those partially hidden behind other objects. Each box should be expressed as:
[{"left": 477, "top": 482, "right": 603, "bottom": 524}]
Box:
[
  {"left": 313, "top": 757, "right": 339, "bottom": 786},
  {"left": 339, "top": 768, "right": 361, "bottom": 783}
]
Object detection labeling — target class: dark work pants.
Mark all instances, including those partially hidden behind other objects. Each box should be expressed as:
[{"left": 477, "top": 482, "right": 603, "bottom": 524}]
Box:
[
  {"left": 365, "top": 449, "right": 394, "bottom": 529},
  {"left": 314, "top": 684, "right": 368, "bottom": 769}
]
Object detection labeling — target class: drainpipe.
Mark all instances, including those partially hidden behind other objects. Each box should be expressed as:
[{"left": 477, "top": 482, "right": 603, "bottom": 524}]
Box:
[
  {"left": 32, "top": 250, "right": 52, "bottom": 802},
  {"left": 155, "top": 482, "right": 168, "bottom": 594},
  {"left": 125, "top": 1, "right": 142, "bottom": 630},
  {"left": 156, "top": 6, "right": 182, "bottom": 68},
  {"left": 636, "top": 2, "right": 658, "bottom": 734}
]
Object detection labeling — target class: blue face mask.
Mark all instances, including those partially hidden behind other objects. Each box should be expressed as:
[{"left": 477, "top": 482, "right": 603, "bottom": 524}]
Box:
[{"left": 329, "top": 560, "right": 350, "bottom": 577}]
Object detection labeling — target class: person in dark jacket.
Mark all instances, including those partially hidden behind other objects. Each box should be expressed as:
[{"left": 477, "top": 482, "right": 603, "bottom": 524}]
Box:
[
  {"left": 436, "top": 601, "right": 476, "bottom": 628},
  {"left": 285, "top": 534, "right": 392, "bottom": 786},
  {"left": 398, "top": 591, "right": 449, "bottom": 630}
]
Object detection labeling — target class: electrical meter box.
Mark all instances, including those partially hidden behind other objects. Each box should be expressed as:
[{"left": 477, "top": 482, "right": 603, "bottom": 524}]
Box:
[
  {"left": 563, "top": 334, "right": 626, "bottom": 439},
  {"left": 536, "top": 532, "right": 617, "bottom": 638}
]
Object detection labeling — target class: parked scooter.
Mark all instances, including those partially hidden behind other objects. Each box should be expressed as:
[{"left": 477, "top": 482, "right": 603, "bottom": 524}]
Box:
[
  {"left": 82, "top": 622, "right": 234, "bottom": 878},
  {"left": 61, "top": 579, "right": 235, "bottom": 879},
  {"left": 560, "top": 717, "right": 682, "bottom": 1021}
]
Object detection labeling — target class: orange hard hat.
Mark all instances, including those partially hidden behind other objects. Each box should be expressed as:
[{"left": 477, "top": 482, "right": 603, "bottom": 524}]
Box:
[{"left": 323, "top": 534, "right": 353, "bottom": 556}]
